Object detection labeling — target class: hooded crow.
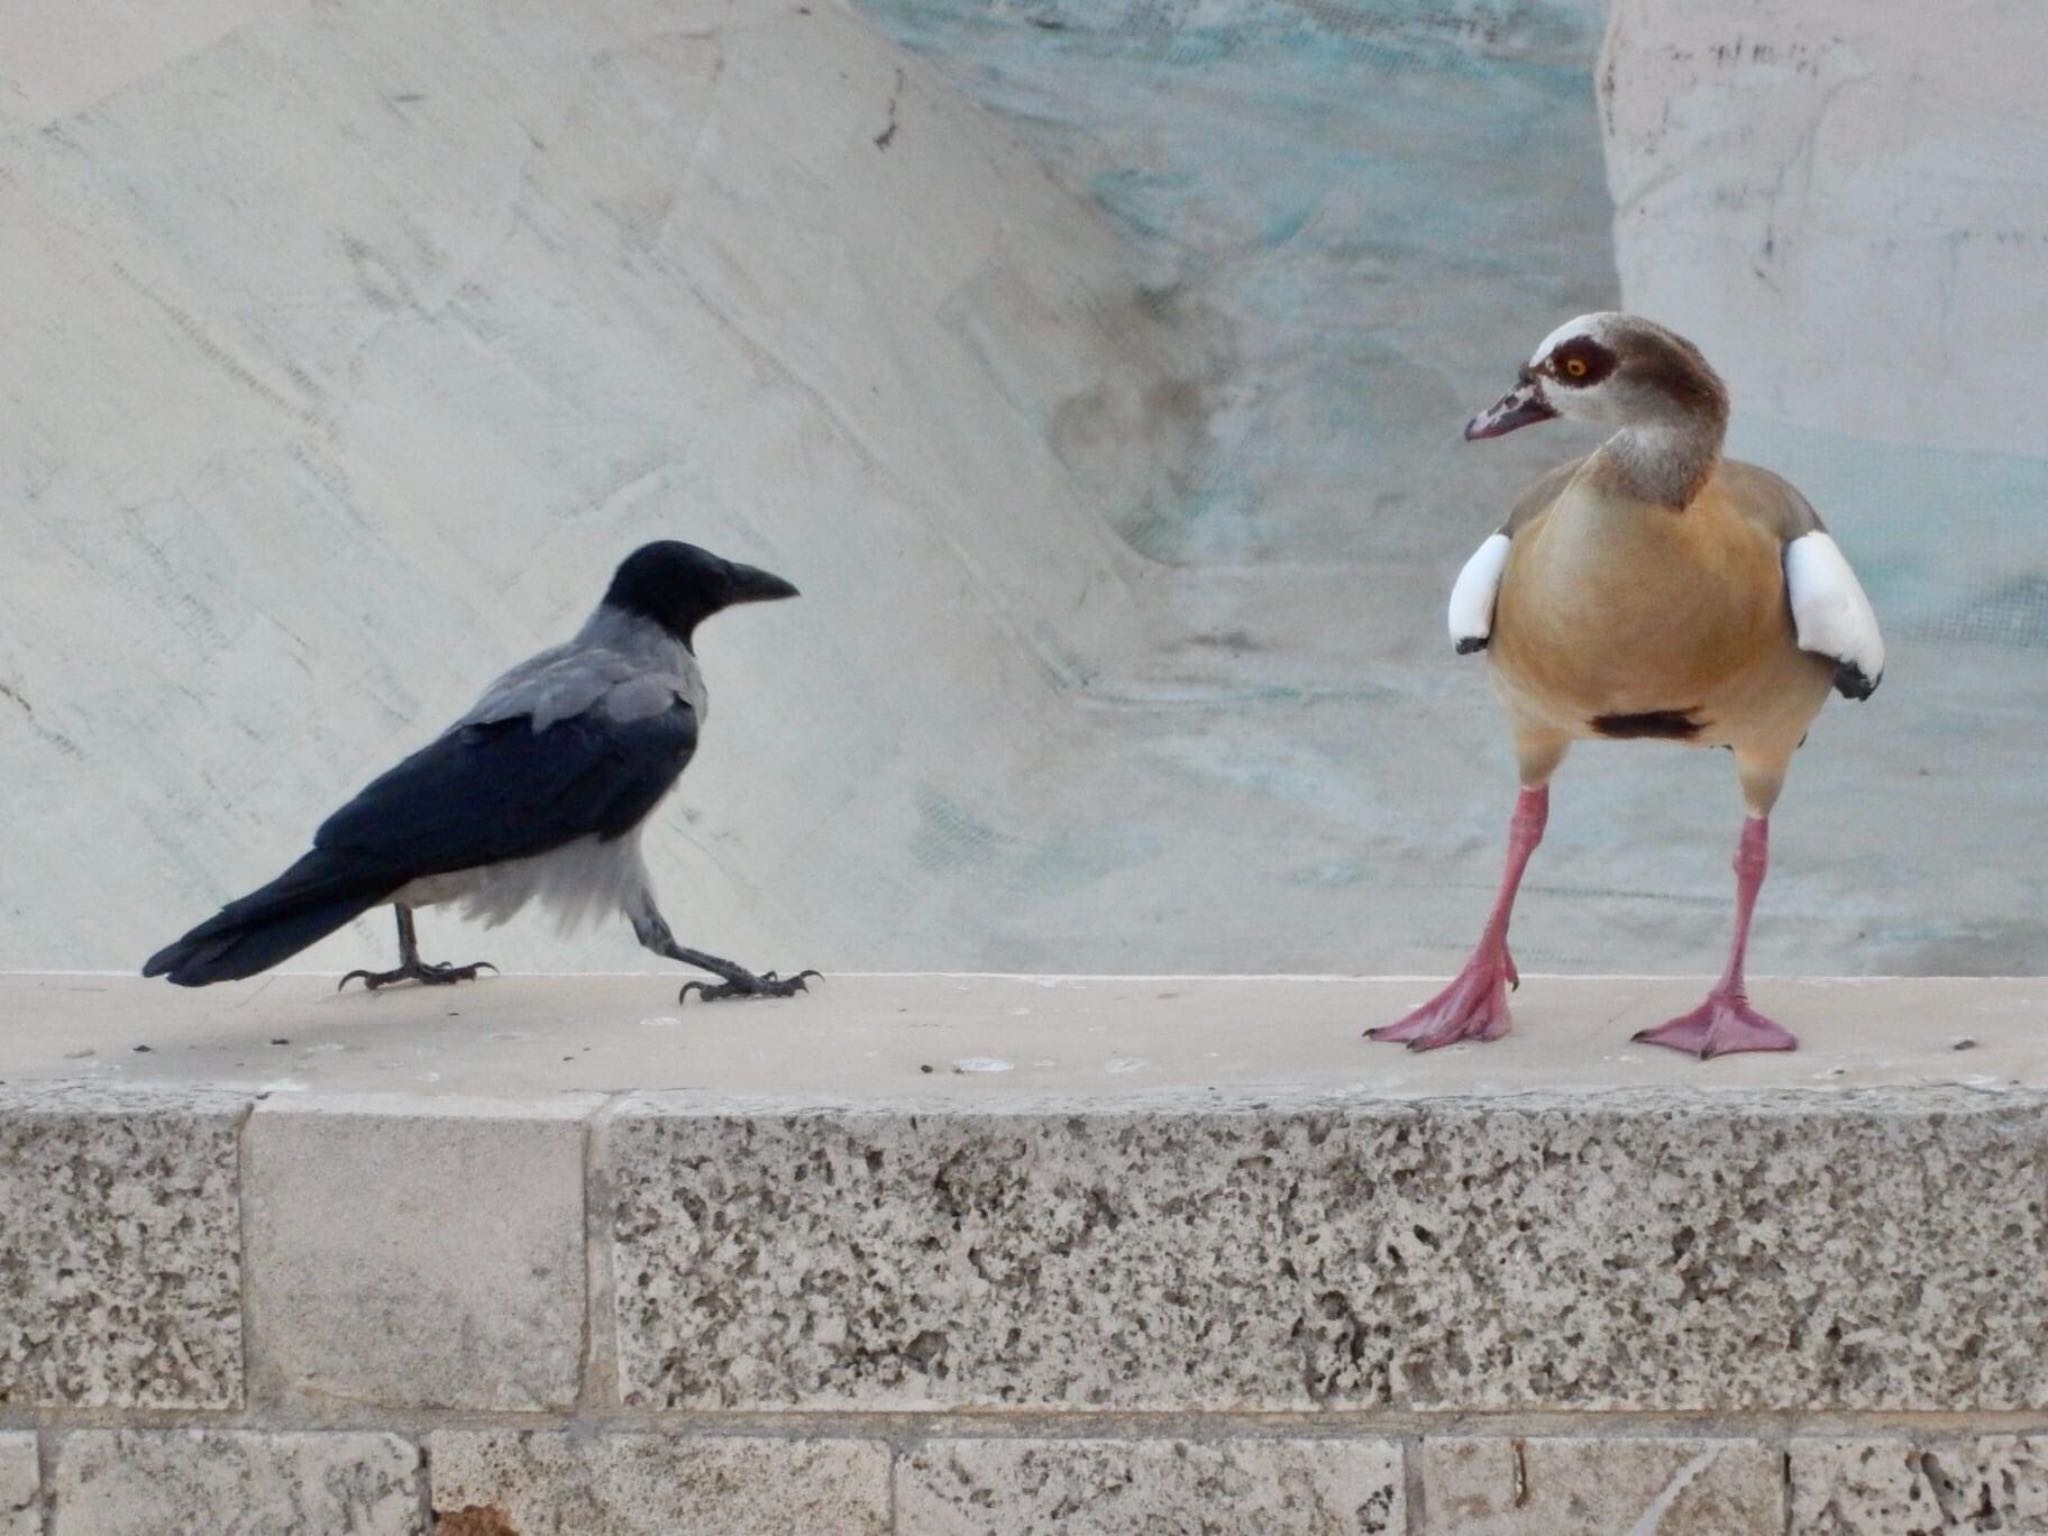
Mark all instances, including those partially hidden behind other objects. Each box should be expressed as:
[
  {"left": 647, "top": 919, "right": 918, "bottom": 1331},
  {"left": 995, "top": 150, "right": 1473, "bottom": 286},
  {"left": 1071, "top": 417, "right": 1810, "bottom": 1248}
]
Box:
[{"left": 143, "top": 540, "right": 817, "bottom": 1002}]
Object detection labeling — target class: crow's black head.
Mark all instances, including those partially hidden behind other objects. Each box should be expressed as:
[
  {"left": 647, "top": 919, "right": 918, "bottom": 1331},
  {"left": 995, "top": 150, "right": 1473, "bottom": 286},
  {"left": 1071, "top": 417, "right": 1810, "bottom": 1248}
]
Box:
[{"left": 602, "top": 541, "right": 799, "bottom": 646}]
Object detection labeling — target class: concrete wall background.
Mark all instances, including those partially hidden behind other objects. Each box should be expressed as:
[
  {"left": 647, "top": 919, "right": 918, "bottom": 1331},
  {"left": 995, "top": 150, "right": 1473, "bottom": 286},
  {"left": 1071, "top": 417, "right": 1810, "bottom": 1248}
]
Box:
[
  {"left": 1603, "top": 0, "right": 2048, "bottom": 457},
  {"left": 1, "top": 0, "right": 2042, "bottom": 978}
]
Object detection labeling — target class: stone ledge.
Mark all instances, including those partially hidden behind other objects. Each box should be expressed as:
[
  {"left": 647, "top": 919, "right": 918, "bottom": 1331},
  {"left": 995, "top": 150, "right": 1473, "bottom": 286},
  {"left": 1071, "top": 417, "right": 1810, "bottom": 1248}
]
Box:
[
  {"left": 428, "top": 1430, "right": 892, "bottom": 1534},
  {"left": 0, "top": 1435, "right": 33, "bottom": 1536},
  {"left": 0, "top": 975, "right": 2044, "bottom": 1531},
  {"left": 606, "top": 1086, "right": 2047, "bottom": 1412},
  {"left": 1420, "top": 1436, "right": 1780, "bottom": 1534},
  {"left": 245, "top": 1094, "right": 597, "bottom": 1415},
  {"left": 897, "top": 1437, "right": 1405, "bottom": 1535},
  {"left": 0, "top": 1084, "right": 248, "bottom": 1411},
  {"left": 4, "top": 973, "right": 2036, "bottom": 1101},
  {"left": 50, "top": 1430, "right": 422, "bottom": 1536},
  {"left": 1789, "top": 1435, "right": 2048, "bottom": 1534},
  {"left": 0, "top": 1429, "right": 2040, "bottom": 1533}
]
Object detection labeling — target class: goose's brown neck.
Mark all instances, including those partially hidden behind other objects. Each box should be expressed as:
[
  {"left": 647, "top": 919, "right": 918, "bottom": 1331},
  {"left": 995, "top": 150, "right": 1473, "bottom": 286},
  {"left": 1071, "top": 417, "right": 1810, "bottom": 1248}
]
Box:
[{"left": 1596, "top": 413, "right": 1727, "bottom": 510}]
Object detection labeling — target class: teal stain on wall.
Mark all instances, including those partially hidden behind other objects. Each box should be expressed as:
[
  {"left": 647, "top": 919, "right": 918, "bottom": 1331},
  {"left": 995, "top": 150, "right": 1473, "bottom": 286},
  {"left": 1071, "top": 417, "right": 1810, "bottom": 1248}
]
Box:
[
  {"left": 1726, "top": 415, "right": 2048, "bottom": 642},
  {"left": 855, "top": 0, "right": 1620, "bottom": 566}
]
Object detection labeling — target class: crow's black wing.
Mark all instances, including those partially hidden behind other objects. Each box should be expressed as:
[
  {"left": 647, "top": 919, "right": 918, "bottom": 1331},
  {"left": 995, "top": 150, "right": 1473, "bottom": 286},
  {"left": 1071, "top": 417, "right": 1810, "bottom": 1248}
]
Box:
[
  {"left": 313, "top": 694, "right": 698, "bottom": 880},
  {"left": 143, "top": 691, "right": 698, "bottom": 986}
]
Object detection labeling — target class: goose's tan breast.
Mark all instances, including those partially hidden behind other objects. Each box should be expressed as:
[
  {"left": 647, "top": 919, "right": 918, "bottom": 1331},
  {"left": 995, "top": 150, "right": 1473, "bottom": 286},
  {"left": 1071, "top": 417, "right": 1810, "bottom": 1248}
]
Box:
[{"left": 1489, "top": 468, "right": 1831, "bottom": 747}]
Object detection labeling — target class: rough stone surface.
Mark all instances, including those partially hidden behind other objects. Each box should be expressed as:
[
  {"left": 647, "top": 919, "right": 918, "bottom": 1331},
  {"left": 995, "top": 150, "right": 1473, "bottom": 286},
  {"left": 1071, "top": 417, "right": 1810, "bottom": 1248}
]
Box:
[
  {"left": 898, "top": 1437, "right": 1404, "bottom": 1535},
  {"left": 52, "top": 1430, "right": 422, "bottom": 1535},
  {"left": 609, "top": 1088, "right": 2048, "bottom": 1410},
  {"left": 0, "top": 1435, "right": 35, "bottom": 1536},
  {"left": 0, "top": 1085, "right": 246, "bottom": 1409},
  {"left": 1421, "top": 1436, "right": 1780, "bottom": 1534},
  {"left": 1790, "top": 1437, "right": 2048, "bottom": 1534},
  {"left": 427, "top": 1431, "right": 890, "bottom": 1535},
  {"left": 246, "top": 1095, "right": 594, "bottom": 1412}
]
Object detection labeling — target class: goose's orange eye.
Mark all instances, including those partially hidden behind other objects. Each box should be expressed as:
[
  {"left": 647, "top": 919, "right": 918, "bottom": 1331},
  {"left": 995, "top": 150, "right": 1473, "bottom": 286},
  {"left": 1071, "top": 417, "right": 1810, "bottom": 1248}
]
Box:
[{"left": 1563, "top": 356, "right": 1589, "bottom": 379}]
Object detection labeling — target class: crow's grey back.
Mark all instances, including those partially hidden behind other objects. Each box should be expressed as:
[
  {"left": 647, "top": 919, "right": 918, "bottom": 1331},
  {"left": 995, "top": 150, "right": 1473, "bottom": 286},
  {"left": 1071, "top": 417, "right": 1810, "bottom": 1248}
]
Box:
[{"left": 457, "top": 606, "right": 707, "bottom": 735}]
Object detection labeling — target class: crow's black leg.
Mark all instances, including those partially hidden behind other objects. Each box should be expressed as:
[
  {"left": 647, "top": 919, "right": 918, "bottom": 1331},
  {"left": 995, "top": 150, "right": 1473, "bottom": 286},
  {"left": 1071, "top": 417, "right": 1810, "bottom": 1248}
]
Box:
[
  {"left": 628, "top": 897, "right": 818, "bottom": 1004},
  {"left": 337, "top": 905, "right": 498, "bottom": 992}
]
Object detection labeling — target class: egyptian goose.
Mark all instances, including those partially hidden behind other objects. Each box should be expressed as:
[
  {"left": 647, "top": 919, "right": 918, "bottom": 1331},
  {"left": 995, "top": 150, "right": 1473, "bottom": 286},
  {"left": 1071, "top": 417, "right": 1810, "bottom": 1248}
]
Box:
[{"left": 1373, "top": 313, "right": 1883, "bottom": 1058}]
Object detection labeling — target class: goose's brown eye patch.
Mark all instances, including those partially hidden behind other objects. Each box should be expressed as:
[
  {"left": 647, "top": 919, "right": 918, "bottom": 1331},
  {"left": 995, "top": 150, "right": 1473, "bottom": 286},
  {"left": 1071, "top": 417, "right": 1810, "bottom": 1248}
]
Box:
[{"left": 1549, "top": 337, "right": 1615, "bottom": 387}]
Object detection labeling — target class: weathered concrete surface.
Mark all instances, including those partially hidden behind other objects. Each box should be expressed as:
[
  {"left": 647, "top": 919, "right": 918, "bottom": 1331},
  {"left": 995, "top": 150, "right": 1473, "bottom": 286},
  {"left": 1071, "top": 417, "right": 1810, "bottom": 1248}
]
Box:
[
  {"left": 0, "top": 1435, "right": 35, "bottom": 1536},
  {"left": 0, "top": 0, "right": 1205, "bottom": 984},
  {"left": 0, "top": 1084, "right": 246, "bottom": 1409},
  {"left": 51, "top": 1430, "right": 422, "bottom": 1536},
  {"left": 608, "top": 1086, "right": 2048, "bottom": 1412},
  {"left": 428, "top": 1431, "right": 891, "bottom": 1535},
  {"left": 1420, "top": 1436, "right": 1780, "bottom": 1535},
  {"left": 3, "top": 0, "right": 2042, "bottom": 993},
  {"left": 1789, "top": 1437, "right": 2048, "bottom": 1535},
  {"left": 2, "top": 973, "right": 2039, "bottom": 1101},
  {"left": 897, "top": 1438, "right": 1403, "bottom": 1535},
  {"left": 1602, "top": 0, "right": 2048, "bottom": 456},
  {"left": 245, "top": 1094, "right": 595, "bottom": 1413},
  {"left": 857, "top": 0, "right": 1617, "bottom": 567}
]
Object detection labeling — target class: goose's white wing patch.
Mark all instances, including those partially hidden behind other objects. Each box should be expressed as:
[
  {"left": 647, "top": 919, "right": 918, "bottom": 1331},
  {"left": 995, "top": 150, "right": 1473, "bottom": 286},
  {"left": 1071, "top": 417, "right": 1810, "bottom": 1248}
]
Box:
[
  {"left": 1448, "top": 533, "right": 1512, "bottom": 651},
  {"left": 1785, "top": 532, "right": 1884, "bottom": 692}
]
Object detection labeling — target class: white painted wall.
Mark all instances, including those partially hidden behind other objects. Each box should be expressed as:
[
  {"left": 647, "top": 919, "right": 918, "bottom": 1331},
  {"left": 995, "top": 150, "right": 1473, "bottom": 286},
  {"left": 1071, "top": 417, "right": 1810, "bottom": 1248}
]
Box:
[
  {"left": 1600, "top": 0, "right": 2048, "bottom": 455},
  {"left": 0, "top": 0, "right": 1210, "bottom": 974},
  {"left": 2, "top": 0, "right": 2040, "bottom": 982}
]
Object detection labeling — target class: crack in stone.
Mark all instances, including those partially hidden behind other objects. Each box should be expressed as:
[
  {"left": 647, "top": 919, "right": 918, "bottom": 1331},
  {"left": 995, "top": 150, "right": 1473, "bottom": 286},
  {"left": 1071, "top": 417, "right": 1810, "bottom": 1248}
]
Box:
[{"left": 1622, "top": 1447, "right": 1718, "bottom": 1536}]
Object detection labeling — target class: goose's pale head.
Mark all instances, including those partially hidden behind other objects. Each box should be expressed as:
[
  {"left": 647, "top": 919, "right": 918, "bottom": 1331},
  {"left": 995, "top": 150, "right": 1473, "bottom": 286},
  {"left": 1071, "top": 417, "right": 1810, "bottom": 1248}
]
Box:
[{"left": 1465, "top": 313, "right": 1729, "bottom": 442}]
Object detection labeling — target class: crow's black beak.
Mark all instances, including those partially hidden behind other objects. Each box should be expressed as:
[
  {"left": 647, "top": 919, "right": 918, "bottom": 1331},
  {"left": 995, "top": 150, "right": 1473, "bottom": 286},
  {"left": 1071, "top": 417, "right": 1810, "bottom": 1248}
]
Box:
[
  {"left": 724, "top": 560, "right": 800, "bottom": 603},
  {"left": 1465, "top": 381, "right": 1558, "bottom": 441}
]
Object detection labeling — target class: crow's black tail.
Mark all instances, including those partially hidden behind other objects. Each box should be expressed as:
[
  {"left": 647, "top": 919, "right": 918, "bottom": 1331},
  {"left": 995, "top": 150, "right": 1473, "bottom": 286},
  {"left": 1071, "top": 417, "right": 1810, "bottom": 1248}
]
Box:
[{"left": 142, "top": 850, "right": 397, "bottom": 987}]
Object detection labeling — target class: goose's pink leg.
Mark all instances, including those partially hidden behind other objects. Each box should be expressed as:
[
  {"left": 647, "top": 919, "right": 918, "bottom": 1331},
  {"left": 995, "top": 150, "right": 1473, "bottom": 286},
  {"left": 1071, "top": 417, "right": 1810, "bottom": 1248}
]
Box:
[
  {"left": 1633, "top": 816, "right": 1797, "bottom": 1058},
  {"left": 1371, "top": 785, "right": 1546, "bottom": 1051}
]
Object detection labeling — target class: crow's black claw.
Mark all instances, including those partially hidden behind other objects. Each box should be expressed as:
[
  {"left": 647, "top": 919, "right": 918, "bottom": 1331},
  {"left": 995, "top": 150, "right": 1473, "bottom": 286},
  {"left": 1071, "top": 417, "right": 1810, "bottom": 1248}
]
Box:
[
  {"left": 677, "top": 967, "right": 822, "bottom": 1004},
  {"left": 338, "top": 959, "right": 496, "bottom": 992}
]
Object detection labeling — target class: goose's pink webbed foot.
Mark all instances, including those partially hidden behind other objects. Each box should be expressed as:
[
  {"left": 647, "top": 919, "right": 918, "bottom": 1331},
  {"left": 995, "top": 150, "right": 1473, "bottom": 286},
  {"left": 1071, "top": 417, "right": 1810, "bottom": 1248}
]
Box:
[
  {"left": 1632, "top": 989, "right": 1796, "bottom": 1058},
  {"left": 1370, "top": 785, "right": 1545, "bottom": 1053},
  {"left": 1633, "top": 816, "right": 1797, "bottom": 1059},
  {"left": 1371, "top": 941, "right": 1518, "bottom": 1050}
]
